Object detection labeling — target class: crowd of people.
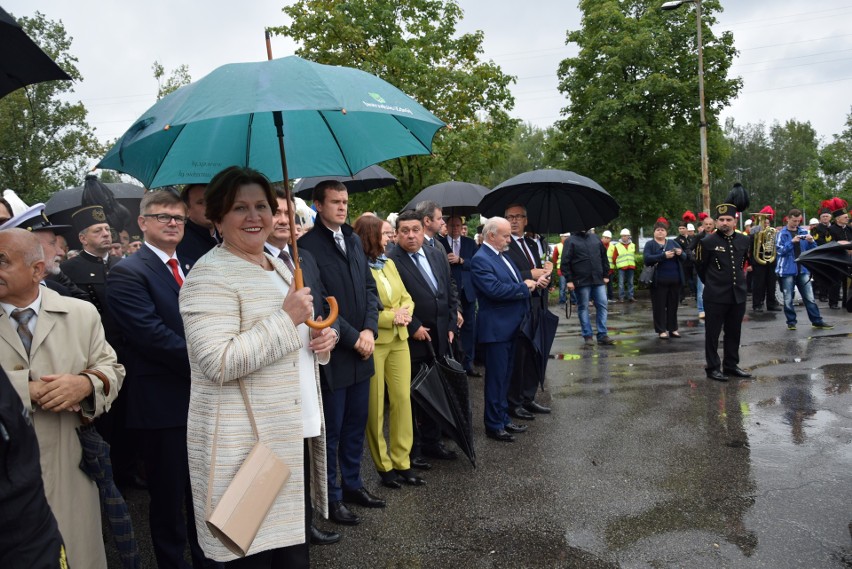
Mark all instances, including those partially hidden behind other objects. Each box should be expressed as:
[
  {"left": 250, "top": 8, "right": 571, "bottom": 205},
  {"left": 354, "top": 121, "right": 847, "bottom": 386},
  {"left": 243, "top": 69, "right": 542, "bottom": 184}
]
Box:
[{"left": 1, "top": 177, "right": 850, "bottom": 568}]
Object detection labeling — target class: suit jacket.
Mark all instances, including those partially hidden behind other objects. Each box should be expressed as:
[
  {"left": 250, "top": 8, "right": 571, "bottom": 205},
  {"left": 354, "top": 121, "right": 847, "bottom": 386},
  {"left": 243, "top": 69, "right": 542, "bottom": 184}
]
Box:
[
  {"left": 1, "top": 288, "right": 124, "bottom": 569},
  {"left": 437, "top": 234, "right": 478, "bottom": 304},
  {"left": 471, "top": 245, "right": 530, "bottom": 344},
  {"left": 176, "top": 219, "right": 218, "bottom": 269},
  {"left": 298, "top": 218, "right": 380, "bottom": 390},
  {"left": 179, "top": 247, "right": 328, "bottom": 561},
  {"left": 106, "top": 244, "right": 192, "bottom": 429},
  {"left": 389, "top": 244, "right": 458, "bottom": 361}
]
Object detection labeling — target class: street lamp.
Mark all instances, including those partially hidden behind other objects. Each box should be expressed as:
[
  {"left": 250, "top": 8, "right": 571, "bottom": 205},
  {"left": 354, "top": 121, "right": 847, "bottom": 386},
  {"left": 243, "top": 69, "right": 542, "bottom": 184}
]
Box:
[{"left": 662, "top": 0, "right": 710, "bottom": 215}]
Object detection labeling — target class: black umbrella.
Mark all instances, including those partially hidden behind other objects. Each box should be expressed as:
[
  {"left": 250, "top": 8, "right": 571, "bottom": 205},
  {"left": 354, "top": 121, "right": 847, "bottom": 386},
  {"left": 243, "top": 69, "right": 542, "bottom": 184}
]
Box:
[
  {"left": 76, "top": 423, "right": 140, "bottom": 569},
  {"left": 0, "top": 7, "right": 72, "bottom": 99},
  {"left": 479, "top": 169, "right": 619, "bottom": 233},
  {"left": 519, "top": 296, "right": 560, "bottom": 388},
  {"left": 402, "top": 181, "right": 490, "bottom": 217},
  {"left": 293, "top": 164, "right": 397, "bottom": 199},
  {"left": 435, "top": 347, "right": 476, "bottom": 467},
  {"left": 411, "top": 345, "right": 476, "bottom": 468},
  {"left": 796, "top": 242, "right": 852, "bottom": 284},
  {"left": 45, "top": 177, "right": 145, "bottom": 247}
]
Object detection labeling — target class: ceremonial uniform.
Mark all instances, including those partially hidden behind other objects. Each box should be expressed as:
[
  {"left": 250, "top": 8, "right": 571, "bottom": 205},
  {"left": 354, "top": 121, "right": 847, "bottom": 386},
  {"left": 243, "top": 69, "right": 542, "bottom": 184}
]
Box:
[
  {"left": 811, "top": 218, "right": 833, "bottom": 301},
  {"left": 60, "top": 251, "right": 122, "bottom": 343},
  {"left": 827, "top": 221, "right": 852, "bottom": 308},
  {"left": 695, "top": 203, "right": 751, "bottom": 378}
]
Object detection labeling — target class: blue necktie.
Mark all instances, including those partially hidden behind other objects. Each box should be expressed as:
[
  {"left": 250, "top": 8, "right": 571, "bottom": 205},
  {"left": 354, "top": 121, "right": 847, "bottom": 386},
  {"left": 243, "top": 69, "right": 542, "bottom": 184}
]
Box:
[{"left": 411, "top": 253, "right": 438, "bottom": 294}]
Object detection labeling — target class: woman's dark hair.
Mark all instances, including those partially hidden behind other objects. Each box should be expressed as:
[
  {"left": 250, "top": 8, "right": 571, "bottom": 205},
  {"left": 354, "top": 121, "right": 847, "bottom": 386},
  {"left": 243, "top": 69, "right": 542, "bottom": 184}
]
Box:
[
  {"left": 0, "top": 197, "right": 12, "bottom": 219},
  {"left": 204, "top": 166, "right": 277, "bottom": 224},
  {"left": 653, "top": 221, "right": 669, "bottom": 230},
  {"left": 353, "top": 214, "right": 384, "bottom": 261}
]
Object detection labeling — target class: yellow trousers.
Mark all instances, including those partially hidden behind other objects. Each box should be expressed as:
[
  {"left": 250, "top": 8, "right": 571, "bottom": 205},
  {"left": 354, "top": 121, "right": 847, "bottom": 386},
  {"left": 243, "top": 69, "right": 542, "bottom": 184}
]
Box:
[{"left": 366, "top": 336, "right": 413, "bottom": 472}]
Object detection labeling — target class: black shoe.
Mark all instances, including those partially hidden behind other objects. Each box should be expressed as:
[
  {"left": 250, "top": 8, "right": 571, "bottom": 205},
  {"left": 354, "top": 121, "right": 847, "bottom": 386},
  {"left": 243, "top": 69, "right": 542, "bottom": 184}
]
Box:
[
  {"left": 466, "top": 369, "right": 482, "bottom": 377},
  {"left": 509, "top": 406, "right": 535, "bottom": 420},
  {"left": 310, "top": 525, "right": 341, "bottom": 545},
  {"left": 504, "top": 422, "right": 528, "bottom": 434},
  {"left": 485, "top": 429, "right": 515, "bottom": 442},
  {"left": 829, "top": 304, "right": 840, "bottom": 309},
  {"left": 378, "top": 470, "right": 402, "bottom": 489},
  {"left": 421, "top": 442, "right": 458, "bottom": 460},
  {"left": 598, "top": 336, "right": 615, "bottom": 345},
  {"left": 410, "top": 456, "right": 433, "bottom": 470},
  {"left": 723, "top": 367, "right": 752, "bottom": 378},
  {"left": 767, "top": 305, "right": 782, "bottom": 312},
  {"left": 394, "top": 469, "right": 426, "bottom": 486},
  {"left": 706, "top": 369, "right": 728, "bottom": 382},
  {"left": 752, "top": 306, "right": 764, "bottom": 312},
  {"left": 342, "top": 487, "right": 386, "bottom": 508},
  {"left": 524, "top": 401, "right": 551, "bottom": 414},
  {"left": 329, "top": 501, "right": 361, "bottom": 525}
]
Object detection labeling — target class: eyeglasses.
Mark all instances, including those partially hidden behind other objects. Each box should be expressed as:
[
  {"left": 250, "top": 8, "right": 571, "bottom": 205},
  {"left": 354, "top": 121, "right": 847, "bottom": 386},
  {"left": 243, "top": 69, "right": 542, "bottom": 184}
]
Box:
[
  {"left": 506, "top": 214, "right": 527, "bottom": 221},
  {"left": 382, "top": 231, "right": 395, "bottom": 237},
  {"left": 143, "top": 214, "right": 187, "bottom": 224}
]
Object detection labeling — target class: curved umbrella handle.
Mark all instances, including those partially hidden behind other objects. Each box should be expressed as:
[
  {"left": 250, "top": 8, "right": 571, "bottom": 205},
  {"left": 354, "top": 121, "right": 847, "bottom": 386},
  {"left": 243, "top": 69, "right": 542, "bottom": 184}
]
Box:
[{"left": 293, "top": 267, "right": 338, "bottom": 330}]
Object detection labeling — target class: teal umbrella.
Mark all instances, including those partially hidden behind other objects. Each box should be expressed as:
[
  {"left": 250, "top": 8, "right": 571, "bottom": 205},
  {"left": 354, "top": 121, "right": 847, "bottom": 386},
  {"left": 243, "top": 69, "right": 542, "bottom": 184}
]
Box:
[{"left": 97, "top": 55, "right": 445, "bottom": 188}]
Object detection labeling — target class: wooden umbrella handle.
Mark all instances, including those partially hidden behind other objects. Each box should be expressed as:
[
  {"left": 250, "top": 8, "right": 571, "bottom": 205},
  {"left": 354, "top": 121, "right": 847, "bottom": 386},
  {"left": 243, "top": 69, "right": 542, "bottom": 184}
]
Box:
[{"left": 293, "top": 267, "right": 338, "bottom": 330}]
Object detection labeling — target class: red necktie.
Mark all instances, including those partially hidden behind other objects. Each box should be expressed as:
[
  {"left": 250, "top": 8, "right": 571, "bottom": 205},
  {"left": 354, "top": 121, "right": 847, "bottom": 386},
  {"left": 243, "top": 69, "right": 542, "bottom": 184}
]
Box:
[{"left": 167, "top": 258, "right": 184, "bottom": 287}]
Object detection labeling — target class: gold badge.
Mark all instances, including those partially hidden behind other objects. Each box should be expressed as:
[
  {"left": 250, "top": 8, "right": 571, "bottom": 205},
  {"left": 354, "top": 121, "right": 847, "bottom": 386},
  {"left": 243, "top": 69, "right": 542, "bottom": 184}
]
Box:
[{"left": 93, "top": 208, "right": 107, "bottom": 222}]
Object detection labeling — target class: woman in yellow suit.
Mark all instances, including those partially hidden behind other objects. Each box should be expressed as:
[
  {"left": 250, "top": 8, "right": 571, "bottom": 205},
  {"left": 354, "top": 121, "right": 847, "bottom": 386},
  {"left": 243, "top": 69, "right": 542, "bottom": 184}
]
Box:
[{"left": 353, "top": 216, "right": 425, "bottom": 488}]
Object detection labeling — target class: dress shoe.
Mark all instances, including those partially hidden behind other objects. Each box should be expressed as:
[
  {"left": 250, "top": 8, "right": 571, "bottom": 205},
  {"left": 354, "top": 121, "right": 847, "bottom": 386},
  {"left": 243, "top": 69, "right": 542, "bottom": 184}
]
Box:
[
  {"left": 378, "top": 470, "right": 402, "bottom": 489},
  {"left": 504, "top": 422, "right": 528, "bottom": 434},
  {"left": 509, "top": 406, "right": 535, "bottom": 420},
  {"left": 421, "top": 442, "right": 458, "bottom": 460},
  {"left": 310, "top": 525, "right": 341, "bottom": 545},
  {"left": 466, "top": 369, "right": 482, "bottom": 378},
  {"left": 829, "top": 304, "right": 840, "bottom": 309},
  {"left": 723, "top": 367, "right": 752, "bottom": 378},
  {"left": 706, "top": 369, "right": 728, "bottom": 382},
  {"left": 329, "top": 501, "right": 361, "bottom": 525},
  {"left": 394, "top": 469, "right": 426, "bottom": 486},
  {"left": 342, "top": 487, "right": 386, "bottom": 508},
  {"left": 410, "top": 457, "right": 433, "bottom": 470},
  {"left": 767, "top": 305, "right": 782, "bottom": 312},
  {"left": 598, "top": 335, "right": 615, "bottom": 345},
  {"left": 524, "top": 401, "right": 551, "bottom": 414},
  {"left": 752, "top": 305, "right": 764, "bottom": 312},
  {"left": 485, "top": 429, "right": 515, "bottom": 442}
]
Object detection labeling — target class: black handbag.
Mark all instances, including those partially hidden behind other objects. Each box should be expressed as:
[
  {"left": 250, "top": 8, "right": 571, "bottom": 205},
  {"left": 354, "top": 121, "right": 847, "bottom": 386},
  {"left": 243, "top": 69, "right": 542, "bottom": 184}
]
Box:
[{"left": 638, "top": 264, "right": 656, "bottom": 285}]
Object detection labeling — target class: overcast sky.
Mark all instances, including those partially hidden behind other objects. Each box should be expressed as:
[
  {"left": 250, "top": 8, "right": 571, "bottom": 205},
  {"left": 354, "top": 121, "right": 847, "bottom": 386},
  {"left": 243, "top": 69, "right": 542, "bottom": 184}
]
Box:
[{"left": 6, "top": 0, "right": 852, "bottom": 149}]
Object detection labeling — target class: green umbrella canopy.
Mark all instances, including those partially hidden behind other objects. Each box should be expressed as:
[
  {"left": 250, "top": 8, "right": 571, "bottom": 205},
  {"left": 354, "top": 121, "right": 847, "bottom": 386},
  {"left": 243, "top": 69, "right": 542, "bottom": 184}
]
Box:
[{"left": 98, "top": 56, "right": 445, "bottom": 188}]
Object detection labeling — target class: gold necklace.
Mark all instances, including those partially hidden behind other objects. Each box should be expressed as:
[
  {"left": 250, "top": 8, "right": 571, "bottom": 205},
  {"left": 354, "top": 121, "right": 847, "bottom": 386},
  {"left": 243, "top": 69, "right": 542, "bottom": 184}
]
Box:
[{"left": 223, "top": 243, "right": 267, "bottom": 268}]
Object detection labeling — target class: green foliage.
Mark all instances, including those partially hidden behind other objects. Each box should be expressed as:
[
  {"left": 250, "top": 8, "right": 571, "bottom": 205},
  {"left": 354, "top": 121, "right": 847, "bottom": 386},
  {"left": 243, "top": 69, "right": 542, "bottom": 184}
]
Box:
[
  {"left": 272, "top": 0, "right": 517, "bottom": 216},
  {"left": 820, "top": 106, "right": 852, "bottom": 196},
  {"left": 152, "top": 60, "right": 192, "bottom": 100},
  {"left": 553, "top": 0, "right": 740, "bottom": 232},
  {"left": 0, "top": 11, "right": 103, "bottom": 204},
  {"left": 486, "top": 122, "right": 562, "bottom": 188}
]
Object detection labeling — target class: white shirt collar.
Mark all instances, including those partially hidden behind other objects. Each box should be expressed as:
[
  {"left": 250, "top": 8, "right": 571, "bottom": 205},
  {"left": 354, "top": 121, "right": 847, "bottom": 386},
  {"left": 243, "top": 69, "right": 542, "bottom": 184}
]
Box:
[
  {"left": 144, "top": 242, "right": 179, "bottom": 264},
  {"left": 483, "top": 241, "right": 502, "bottom": 255},
  {"left": 1, "top": 288, "right": 42, "bottom": 320}
]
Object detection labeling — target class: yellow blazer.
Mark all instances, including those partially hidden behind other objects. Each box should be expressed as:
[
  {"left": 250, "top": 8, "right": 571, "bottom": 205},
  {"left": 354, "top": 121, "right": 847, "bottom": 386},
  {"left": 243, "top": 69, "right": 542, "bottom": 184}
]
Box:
[{"left": 371, "top": 258, "right": 414, "bottom": 344}]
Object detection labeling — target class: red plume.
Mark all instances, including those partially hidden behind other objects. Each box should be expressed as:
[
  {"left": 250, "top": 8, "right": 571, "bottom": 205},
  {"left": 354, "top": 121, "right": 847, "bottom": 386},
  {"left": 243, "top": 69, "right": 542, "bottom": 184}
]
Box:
[
  {"left": 825, "top": 197, "right": 848, "bottom": 212},
  {"left": 682, "top": 210, "right": 696, "bottom": 222},
  {"left": 656, "top": 216, "right": 669, "bottom": 227},
  {"left": 698, "top": 212, "right": 708, "bottom": 221}
]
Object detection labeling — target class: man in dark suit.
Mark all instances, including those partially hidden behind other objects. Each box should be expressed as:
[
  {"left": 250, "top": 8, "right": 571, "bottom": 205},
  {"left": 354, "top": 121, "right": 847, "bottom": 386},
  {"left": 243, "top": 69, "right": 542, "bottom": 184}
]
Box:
[
  {"left": 390, "top": 209, "right": 459, "bottom": 464},
  {"left": 503, "top": 204, "right": 554, "bottom": 421},
  {"left": 471, "top": 217, "right": 538, "bottom": 442},
  {"left": 176, "top": 184, "right": 217, "bottom": 268},
  {"left": 437, "top": 215, "right": 479, "bottom": 377},
  {"left": 266, "top": 188, "right": 341, "bottom": 546},
  {"left": 298, "top": 181, "right": 382, "bottom": 526},
  {"left": 694, "top": 202, "right": 752, "bottom": 382},
  {"left": 106, "top": 190, "right": 220, "bottom": 569}
]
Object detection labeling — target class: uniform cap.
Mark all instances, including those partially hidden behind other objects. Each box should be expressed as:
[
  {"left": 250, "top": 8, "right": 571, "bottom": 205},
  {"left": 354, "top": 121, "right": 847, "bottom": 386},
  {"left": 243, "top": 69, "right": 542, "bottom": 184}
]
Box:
[{"left": 0, "top": 203, "right": 71, "bottom": 232}]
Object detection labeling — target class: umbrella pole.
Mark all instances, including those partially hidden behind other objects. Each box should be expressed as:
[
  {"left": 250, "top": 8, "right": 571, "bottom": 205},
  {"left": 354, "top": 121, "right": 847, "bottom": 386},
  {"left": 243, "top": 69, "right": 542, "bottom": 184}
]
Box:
[{"left": 266, "top": 31, "right": 337, "bottom": 329}]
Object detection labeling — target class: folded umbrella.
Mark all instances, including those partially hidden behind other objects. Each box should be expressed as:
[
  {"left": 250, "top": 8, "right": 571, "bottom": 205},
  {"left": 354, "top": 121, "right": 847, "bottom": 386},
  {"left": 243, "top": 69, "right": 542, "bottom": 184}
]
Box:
[
  {"left": 479, "top": 169, "right": 619, "bottom": 233},
  {"left": 76, "top": 423, "right": 140, "bottom": 569},
  {"left": 435, "top": 346, "right": 476, "bottom": 468},
  {"left": 293, "top": 164, "right": 396, "bottom": 199},
  {"left": 0, "top": 7, "right": 72, "bottom": 98}
]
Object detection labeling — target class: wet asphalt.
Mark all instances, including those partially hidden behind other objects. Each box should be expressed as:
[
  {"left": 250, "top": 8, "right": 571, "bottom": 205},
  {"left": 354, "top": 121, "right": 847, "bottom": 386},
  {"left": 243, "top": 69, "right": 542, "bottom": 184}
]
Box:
[{"left": 109, "top": 293, "right": 852, "bottom": 568}]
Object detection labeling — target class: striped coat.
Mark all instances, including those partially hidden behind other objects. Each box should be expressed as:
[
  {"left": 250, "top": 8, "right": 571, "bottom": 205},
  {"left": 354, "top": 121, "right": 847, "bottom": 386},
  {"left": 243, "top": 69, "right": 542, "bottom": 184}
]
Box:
[{"left": 180, "top": 246, "right": 328, "bottom": 562}]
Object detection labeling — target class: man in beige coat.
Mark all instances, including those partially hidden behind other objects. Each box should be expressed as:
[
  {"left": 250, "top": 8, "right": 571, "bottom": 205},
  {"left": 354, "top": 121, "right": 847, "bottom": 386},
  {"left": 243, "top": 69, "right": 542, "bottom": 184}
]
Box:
[{"left": 0, "top": 228, "right": 124, "bottom": 569}]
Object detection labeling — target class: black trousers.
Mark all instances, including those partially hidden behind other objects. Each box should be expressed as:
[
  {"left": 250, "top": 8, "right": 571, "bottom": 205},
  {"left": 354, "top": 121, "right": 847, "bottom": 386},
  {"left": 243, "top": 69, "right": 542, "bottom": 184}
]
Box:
[
  {"left": 704, "top": 300, "right": 746, "bottom": 372},
  {"left": 828, "top": 276, "right": 849, "bottom": 307},
  {"left": 751, "top": 263, "right": 779, "bottom": 308},
  {"left": 650, "top": 281, "right": 680, "bottom": 333},
  {"left": 224, "top": 440, "right": 311, "bottom": 569}
]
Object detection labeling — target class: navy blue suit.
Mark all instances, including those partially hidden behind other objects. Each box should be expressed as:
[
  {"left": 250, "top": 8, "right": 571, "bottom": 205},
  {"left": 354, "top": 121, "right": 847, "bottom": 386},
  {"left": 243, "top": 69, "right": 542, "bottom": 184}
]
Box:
[
  {"left": 298, "top": 218, "right": 379, "bottom": 502},
  {"left": 106, "top": 244, "right": 219, "bottom": 569},
  {"left": 471, "top": 244, "right": 530, "bottom": 432},
  {"left": 437, "top": 234, "right": 478, "bottom": 371}
]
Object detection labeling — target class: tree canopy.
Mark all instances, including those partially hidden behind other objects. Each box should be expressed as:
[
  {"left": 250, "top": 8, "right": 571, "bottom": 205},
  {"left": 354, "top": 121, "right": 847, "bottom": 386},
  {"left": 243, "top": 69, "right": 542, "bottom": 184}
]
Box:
[
  {"left": 0, "top": 11, "right": 102, "bottom": 204},
  {"left": 272, "top": 0, "right": 517, "bottom": 215},
  {"left": 553, "top": 0, "right": 740, "bottom": 232}
]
